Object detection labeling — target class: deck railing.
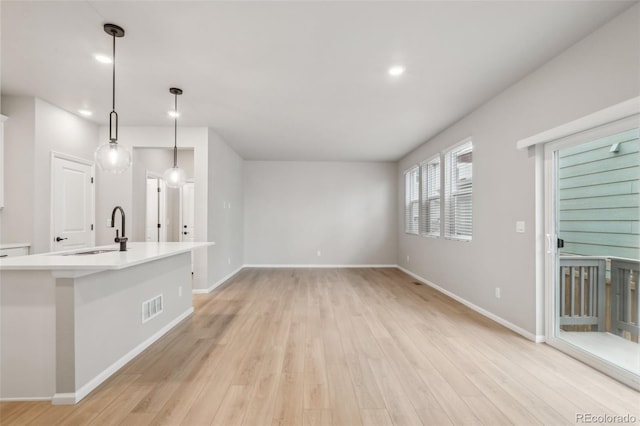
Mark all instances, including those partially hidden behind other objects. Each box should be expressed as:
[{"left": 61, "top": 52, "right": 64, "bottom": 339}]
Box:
[
  {"left": 559, "top": 256, "right": 638, "bottom": 341},
  {"left": 559, "top": 257, "right": 606, "bottom": 330},
  {"left": 611, "top": 258, "right": 639, "bottom": 337}
]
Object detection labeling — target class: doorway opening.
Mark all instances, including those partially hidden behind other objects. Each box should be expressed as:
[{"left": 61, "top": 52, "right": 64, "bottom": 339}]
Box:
[{"left": 134, "top": 147, "right": 194, "bottom": 243}]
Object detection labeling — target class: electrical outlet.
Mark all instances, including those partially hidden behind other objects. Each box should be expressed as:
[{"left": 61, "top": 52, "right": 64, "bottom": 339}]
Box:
[
  {"left": 178, "top": 286, "right": 182, "bottom": 297},
  {"left": 406, "top": 255, "right": 410, "bottom": 263},
  {"left": 516, "top": 221, "right": 525, "bottom": 233},
  {"left": 495, "top": 287, "right": 501, "bottom": 298},
  {"left": 317, "top": 250, "right": 321, "bottom": 257},
  {"left": 228, "top": 257, "right": 231, "bottom": 265}
]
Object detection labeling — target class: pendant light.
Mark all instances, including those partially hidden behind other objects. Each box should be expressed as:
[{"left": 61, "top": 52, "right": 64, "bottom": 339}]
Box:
[
  {"left": 95, "top": 24, "right": 132, "bottom": 173},
  {"left": 163, "top": 88, "right": 187, "bottom": 188}
]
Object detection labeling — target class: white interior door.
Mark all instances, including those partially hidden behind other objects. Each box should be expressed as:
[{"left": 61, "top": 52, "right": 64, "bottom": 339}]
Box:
[
  {"left": 52, "top": 155, "right": 94, "bottom": 251},
  {"left": 158, "top": 179, "right": 168, "bottom": 242},
  {"left": 145, "top": 177, "right": 159, "bottom": 242},
  {"left": 180, "top": 182, "right": 195, "bottom": 242},
  {"left": 146, "top": 176, "right": 168, "bottom": 242}
]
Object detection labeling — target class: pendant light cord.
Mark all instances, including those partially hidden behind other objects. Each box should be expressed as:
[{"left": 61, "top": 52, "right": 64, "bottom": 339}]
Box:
[
  {"left": 173, "top": 93, "right": 178, "bottom": 167},
  {"left": 109, "top": 30, "right": 118, "bottom": 142}
]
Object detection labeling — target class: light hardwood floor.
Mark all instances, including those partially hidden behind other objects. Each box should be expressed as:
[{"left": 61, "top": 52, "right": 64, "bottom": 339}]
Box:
[{"left": 1, "top": 268, "right": 638, "bottom": 425}]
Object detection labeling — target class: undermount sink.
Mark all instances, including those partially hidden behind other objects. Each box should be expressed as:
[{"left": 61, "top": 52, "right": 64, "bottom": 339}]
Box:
[{"left": 61, "top": 249, "right": 120, "bottom": 256}]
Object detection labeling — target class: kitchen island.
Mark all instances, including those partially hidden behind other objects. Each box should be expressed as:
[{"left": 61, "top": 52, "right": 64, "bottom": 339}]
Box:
[{"left": 0, "top": 241, "right": 213, "bottom": 404}]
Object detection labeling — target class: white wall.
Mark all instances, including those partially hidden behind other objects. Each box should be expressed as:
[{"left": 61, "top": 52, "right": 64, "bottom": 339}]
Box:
[
  {"left": 0, "top": 97, "right": 35, "bottom": 246},
  {"left": 206, "top": 129, "right": 244, "bottom": 288},
  {"left": 244, "top": 161, "right": 397, "bottom": 265},
  {"left": 397, "top": 5, "right": 640, "bottom": 339},
  {"left": 0, "top": 96, "right": 98, "bottom": 253}
]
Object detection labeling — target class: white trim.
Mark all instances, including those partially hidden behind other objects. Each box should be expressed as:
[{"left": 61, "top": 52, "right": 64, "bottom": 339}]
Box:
[
  {"left": 534, "top": 143, "right": 545, "bottom": 339},
  {"left": 146, "top": 170, "right": 162, "bottom": 180},
  {"left": 397, "top": 266, "right": 545, "bottom": 343},
  {"left": 192, "top": 266, "right": 243, "bottom": 294},
  {"left": 447, "top": 136, "right": 473, "bottom": 152},
  {"left": 243, "top": 264, "right": 398, "bottom": 269},
  {"left": 516, "top": 96, "right": 640, "bottom": 150},
  {"left": 49, "top": 150, "right": 93, "bottom": 166},
  {"left": 0, "top": 396, "right": 52, "bottom": 402},
  {"left": 51, "top": 306, "right": 194, "bottom": 405}
]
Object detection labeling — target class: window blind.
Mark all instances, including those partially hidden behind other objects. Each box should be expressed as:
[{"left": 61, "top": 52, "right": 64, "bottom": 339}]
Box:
[
  {"left": 420, "top": 156, "right": 441, "bottom": 237},
  {"left": 444, "top": 141, "right": 473, "bottom": 240},
  {"left": 404, "top": 166, "right": 419, "bottom": 235}
]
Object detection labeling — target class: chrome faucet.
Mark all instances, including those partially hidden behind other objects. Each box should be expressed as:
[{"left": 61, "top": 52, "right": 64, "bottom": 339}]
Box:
[{"left": 111, "top": 206, "right": 128, "bottom": 251}]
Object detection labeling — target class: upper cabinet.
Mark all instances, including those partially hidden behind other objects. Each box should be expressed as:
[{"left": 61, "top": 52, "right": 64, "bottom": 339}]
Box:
[{"left": 0, "top": 114, "right": 6, "bottom": 209}]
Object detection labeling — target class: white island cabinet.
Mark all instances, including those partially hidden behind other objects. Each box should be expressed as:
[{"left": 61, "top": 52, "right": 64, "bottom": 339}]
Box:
[{"left": 0, "top": 241, "right": 213, "bottom": 404}]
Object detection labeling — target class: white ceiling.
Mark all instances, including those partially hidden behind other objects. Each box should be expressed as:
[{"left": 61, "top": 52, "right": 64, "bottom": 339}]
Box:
[{"left": 1, "top": 1, "right": 636, "bottom": 161}]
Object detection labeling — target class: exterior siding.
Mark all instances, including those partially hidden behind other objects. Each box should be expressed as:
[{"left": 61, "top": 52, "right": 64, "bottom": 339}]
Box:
[{"left": 559, "top": 127, "right": 640, "bottom": 260}]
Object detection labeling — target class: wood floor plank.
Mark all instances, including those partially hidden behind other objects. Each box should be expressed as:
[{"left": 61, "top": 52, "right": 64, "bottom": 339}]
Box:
[
  {"left": 211, "top": 385, "right": 251, "bottom": 426},
  {"left": 271, "top": 373, "right": 304, "bottom": 426},
  {"left": 242, "top": 346, "right": 286, "bottom": 426},
  {"left": 1, "top": 267, "right": 638, "bottom": 426},
  {"left": 5, "top": 402, "right": 51, "bottom": 426},
  {"left": 303, "top": 409, "right": 333, "bottom": 426},
  {"left": 54, "top": 374, "right": 142, "bottom": 426},
  {"left": 360, "top": 408, "right": 394, "bottom": 426},
  {"left": 327, "top": 364, "right": 363, "bottom": 426},
  {"left": 367, "top": 358, "right": 422, "bottom": 426},
  {"left": 303, "top": 383, "right": 330, "bottom": 411}
]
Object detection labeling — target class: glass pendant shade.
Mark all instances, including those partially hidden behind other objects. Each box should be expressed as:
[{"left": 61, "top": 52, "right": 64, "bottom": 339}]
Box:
[
  {"left": 95, "top": 23, "right": 130, "bottom": 174},
  {"left": 163, "top": 87, "right": 186, "bottom": 188},
  {"left": 95, "top": 141, "right": 132, "bottom": 174},
  {"left": 164, "top": 166, "right": 187, "bottom": 188}
]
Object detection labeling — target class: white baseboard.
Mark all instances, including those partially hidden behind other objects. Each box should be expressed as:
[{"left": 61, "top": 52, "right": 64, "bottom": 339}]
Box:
[
  {"left": 0, "top": 396, "right": 52, "bottom": 402},
  {"left": 396, "top": 266, "right": 544, "bottom": 343},
  {"left": 52, "top": 307, "right": 194, "bottom": 405},
  {"left": 192, "top": 266, "right": 244, "bottom": 294},
  {"left": 243, "top": 264, "right": 398, "bottom": 268}
]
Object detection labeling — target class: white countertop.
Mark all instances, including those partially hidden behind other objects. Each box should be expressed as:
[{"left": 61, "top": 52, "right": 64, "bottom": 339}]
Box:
[{"left": 0, "top": 242, "right": 213, "bottom": 271}]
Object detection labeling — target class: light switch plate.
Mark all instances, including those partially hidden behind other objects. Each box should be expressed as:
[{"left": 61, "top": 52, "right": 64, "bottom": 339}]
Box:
[{"left": 516, "top": 221, "right": 525, "bottom": 233}]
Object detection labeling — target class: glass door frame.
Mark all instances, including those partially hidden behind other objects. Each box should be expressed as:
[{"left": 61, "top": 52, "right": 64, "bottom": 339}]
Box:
[{"left": 543, "top": 115, "right": 640, "bottom": 391}]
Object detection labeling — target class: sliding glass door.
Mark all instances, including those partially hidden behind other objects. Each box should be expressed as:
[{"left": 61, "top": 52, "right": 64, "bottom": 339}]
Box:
[{"left": 545, "top": 119, "right": 640, "bottom": 390}]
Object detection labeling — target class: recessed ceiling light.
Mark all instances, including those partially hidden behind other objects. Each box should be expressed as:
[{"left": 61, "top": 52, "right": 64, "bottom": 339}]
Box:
[
  {"left": 388, "top": 66, "right": 405, "bottom": 77},
  {"left": 168, "top": 111, "right": 180, "bottom": 118},
  {"left": 78, "top": 109, "right": 93, "bottom": 117},
  {"left": 94, "top": 54, "right": 112, "bottom": 64}
]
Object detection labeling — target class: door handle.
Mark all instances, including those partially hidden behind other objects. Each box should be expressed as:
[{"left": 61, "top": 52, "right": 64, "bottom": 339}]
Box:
[
  {"left": 55, "top": 237, "right": 68, "bottom": 242},
  {"left": 545, "top": 234, "right": 552, "bottom": 254}
]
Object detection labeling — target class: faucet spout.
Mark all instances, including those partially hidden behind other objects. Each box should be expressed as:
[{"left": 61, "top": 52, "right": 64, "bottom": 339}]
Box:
[{"left": 111, "top": 206, "right": 128, "bottom": 251}]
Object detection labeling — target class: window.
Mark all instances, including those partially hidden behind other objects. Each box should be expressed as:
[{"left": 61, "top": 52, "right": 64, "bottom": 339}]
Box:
[
  {"left": 420, "top": 156, "right": 441, "bottom": 236},
  {"left": 404, "top": 166, "right": 419, "bottom": 234},
  {"left": 444, "top": 140, "right": 473, "bottom": 240}
]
